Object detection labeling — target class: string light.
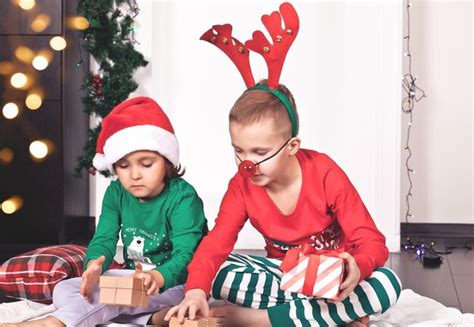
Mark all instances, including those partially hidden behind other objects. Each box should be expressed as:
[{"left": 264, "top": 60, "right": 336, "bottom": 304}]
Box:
[
  {"left": 402, "top": 238, "right": 472, "bottom": 269},
  {"left": 402, "top": 0, "right": 426, "bottom": 235},
  {"left": 396, "top": 1, "right": 467, "bottom": 269},
  {"left": 76, "top": 38, "right": 86, "bottom": 70}
]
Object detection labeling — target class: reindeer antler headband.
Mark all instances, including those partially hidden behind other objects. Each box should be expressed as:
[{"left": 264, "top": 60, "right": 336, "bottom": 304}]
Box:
[{"left": 200, "top": 2, "right": 300, "bottom": 136}]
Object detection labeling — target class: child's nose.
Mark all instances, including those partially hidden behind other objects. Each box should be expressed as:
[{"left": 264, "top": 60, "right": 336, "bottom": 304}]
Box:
[{"left": 131, "top": 167, "right": 142, "bottom": 180}]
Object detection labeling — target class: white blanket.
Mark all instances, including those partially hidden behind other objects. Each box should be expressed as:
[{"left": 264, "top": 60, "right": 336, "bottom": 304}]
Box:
[
  {"left": 0, "top": 300, "right": 55, "bottom": 323},
  {"left": 370, "top": 289, "right": 474, "bottom": 326},
  {"left": 1, "top": 289, "right": 473, "bottom": 325}
]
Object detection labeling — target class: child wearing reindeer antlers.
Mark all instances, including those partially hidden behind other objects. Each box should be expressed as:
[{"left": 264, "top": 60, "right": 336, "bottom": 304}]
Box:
[{"left": 163, "top": 3, "right": 401, "bottom": 327}]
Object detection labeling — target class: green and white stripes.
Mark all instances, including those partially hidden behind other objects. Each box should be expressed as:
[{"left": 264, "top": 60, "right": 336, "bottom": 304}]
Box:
[{"left": 211, "top": 253, "right": 401, "bottom": 327}]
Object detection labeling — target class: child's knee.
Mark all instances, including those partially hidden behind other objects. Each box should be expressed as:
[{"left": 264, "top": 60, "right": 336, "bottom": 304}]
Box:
[
  {"left": 380, "top": 267, "right": 402, "bottom": 302},
  {"left": 52, "top": 277, "right": 82, "bottom": 307},
  {"left": 371, "top": 267, "right": 402, "bottom": 312}
]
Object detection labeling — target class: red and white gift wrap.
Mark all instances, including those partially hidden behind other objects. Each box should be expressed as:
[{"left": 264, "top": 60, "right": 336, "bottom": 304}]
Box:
[{"left": 279, "top": 244, "right": 344, "bottom": 300}]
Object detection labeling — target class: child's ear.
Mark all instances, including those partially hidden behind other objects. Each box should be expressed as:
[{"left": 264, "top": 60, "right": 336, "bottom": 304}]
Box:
[{"left": 288, "top": 137, "right": 301, "bottom": 156}]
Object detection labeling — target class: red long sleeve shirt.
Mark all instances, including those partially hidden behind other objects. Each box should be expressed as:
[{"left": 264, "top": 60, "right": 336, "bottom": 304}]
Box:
[{"left": 185, "top": 149, "right": 388, "bottom": 295}]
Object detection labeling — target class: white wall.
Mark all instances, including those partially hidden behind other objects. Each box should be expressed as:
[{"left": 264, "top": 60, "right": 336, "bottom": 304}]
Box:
[
  {"left": 400, "top": 1, "right": 473, "bottom": 224},
  {"left": 92, "top": 0, "right": 403, "bottom": 251}
]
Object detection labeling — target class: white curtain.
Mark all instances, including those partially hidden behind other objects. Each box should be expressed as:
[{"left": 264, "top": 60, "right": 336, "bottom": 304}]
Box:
[{"left": 92, "top": 0, "right": 403, "bottom": 252}]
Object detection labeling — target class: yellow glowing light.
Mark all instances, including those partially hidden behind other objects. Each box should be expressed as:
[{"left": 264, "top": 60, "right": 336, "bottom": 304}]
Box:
[
  {"left": 1, "top": 196, "right": 23, "bottom": 215},
  {"left": 68, "top": 16, "right": 90, "bottom": 30},
  {"left": 31, "top": 14, "right": 50, "bottom": 32},
  {"left": 10, "top": 73, "right": 28, "bottom": 88},
  {"left": 18, "top": 0, "right": 35, "bottom": 10},
  {"left": 15, "top": 46, "right": 35, "bottom": 63},
  {"left": 32, "top": 55, "right": 49, "bottom": 70},
  {"left": 2, "top": 102, "right": 19, "bottom": 119},
  {"left": 29, "top": 140, "right": 49, "bottom": 159},
  {"left": 0, "top": 61, "right": 14, "bottom": 75},
  {"left": 49, "top": 36, "right": 67, "bottom": 51},
  {"left": 25, "top": 94, "right": 42, "bottom": 110},
  {"left": 0, "top": 148, "right": 14, "bottom": 165}
]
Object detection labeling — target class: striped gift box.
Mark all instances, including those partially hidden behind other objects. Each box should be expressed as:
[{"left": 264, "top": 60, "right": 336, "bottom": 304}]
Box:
[{"left": 280, "top": 247, "right": 344, "bottom": 299}]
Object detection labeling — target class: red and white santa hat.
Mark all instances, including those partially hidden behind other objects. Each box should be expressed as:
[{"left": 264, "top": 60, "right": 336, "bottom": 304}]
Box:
[{"left": 92, "top": 96, "right": 179, "bottom": 173}]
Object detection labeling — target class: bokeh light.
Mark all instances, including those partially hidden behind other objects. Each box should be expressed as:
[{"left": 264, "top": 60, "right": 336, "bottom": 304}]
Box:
[
  {"left": 31, "top": 14, "right": 50, "bottom": 32},
  {"left": 67, "top": 16, "right": 90, "bottom": 30},
  {"left": 29, "top": 140, "right": 49, "bottom": 159},
  {"left": 0, "top": 148, "right": 14, "bottom": 165},
  {"left": 32, "top": 55, "right": 48, "bottom": 70},
  {"left": 2, "top": 102, "right": 19, "bottom": 119},
  {"left": 49, "top": 36, "right": 67, "bottom": 51},
  {"left": 10, "top": 73, "right": 28, "bottom": 88},
  {"left": 18, "top": 0, "right": 35, "bottom": 10},
  {"left": 0, "top": 61, "right": 14, "bottom": 75},
  {"left": 25, "top": 93, "right": 42, "bottom": 110},
  {"left": 15, "top": 46, "right": 35, "bottom": 64},
  {"left": 1, "top": 196, "right": 23, "bottom": 215}
]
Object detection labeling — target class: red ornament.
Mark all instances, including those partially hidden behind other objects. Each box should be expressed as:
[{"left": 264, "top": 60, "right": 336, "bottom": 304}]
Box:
[
  {"left": 238, "top": 160, "right": 257, "bottom": 178},
  {"left": 91, "top": 74, "right": 103, "bottom": 96}
]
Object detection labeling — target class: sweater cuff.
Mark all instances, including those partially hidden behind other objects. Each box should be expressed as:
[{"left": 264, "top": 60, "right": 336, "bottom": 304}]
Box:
[
  {"left": 83, "top": 255, "right": 111, "bottom": 274},
  {"left": 185, "top": 272, "right": 213, "bottom": 297},
  {"left": 157, "top": 266, "right": 173, "bottom": 292},
  {"left": 352, "top": 253, "right": 374, "bottom": 281}
]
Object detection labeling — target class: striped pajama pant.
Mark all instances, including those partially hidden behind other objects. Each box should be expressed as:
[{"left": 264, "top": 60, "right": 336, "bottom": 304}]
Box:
[{"left": 210, "top": 253, "right": 401, "bottom": 327}]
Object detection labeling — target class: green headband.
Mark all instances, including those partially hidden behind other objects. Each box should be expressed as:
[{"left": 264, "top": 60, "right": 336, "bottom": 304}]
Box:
[{"left": 246, "top": 84, "right": 299, "bottom": 137}]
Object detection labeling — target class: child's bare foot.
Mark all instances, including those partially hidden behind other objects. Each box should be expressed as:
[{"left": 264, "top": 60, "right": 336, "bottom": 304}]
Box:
[
  {"left": 346, "top": 315, "right": 369, "bottom": 327},
  {"left": 0, "top": 316, "right": 65, "bottom": 327},
  {"left": 209, "top": 304, "right": 270, "bottom": 327},
  {"left": 149, "top": 307, "right": 172, "bottom": 325}
]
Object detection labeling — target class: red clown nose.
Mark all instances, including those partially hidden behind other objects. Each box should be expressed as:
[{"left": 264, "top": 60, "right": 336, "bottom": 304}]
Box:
[
  {"left": 238, "top": 160, "right": 257, "bottom": 178},
  {"left": 235, "top": 138, "right": 292, "bottom": 178}
]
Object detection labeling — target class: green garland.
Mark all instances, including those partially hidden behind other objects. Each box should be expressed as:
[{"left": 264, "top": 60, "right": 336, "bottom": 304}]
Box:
[{"left": 74, "top": 0, "right": 148, "bottom": 177}]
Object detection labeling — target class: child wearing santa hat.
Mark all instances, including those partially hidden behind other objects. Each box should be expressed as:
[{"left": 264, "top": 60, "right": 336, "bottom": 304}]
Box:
[{"left": 6, "top": 96, "right": 208, "bottom": 327}]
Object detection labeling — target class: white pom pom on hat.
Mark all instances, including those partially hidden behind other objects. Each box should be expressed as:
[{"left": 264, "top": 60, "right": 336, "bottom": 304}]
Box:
[{"left": 92, "top": 96, "right": 179, "bottom": 173}]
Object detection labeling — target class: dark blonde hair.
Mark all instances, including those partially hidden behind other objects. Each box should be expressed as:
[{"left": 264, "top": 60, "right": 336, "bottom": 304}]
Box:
[{"left": 229, "top": 80, "right": 298, "bottom": 138}]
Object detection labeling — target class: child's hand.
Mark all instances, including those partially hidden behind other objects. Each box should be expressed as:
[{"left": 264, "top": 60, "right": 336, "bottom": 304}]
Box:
[
  {"left": 164, "top": 288, "right": 209, "bottom": 324},
  {"left": 133, "top": 262, "right": 164, "bottom": 296},
  {"left": 333, "top": 252, "right": 361, "bottom": 302},
  {"left": 80, "top": 255, "right": 105, "bottom": 302}
]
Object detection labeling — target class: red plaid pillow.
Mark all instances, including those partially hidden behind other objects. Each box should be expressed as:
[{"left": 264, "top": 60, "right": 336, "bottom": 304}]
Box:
[{"left": 0, "top": 245, "right": 87, "bottom": 303}]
